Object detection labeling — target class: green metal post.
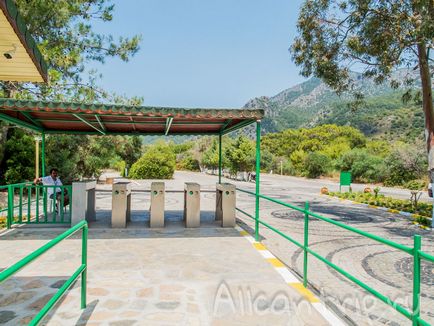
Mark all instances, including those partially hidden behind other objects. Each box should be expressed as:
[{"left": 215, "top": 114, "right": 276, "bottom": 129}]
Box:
[
  {"left": 255, "top": 120, "right": 261, "bottom": 241},
  {"left": 27, "top": 185, "right": 31, "bottom": 222},
  {"left": 412, "top": 235, "right": 421, "bottom": 325},
  {"left": 41, "top": 132, "right": 48, "bottom": 220},
  {"left": 7, "top": 185, "right": 13, "bottom": 228},
  {"left": 218, "top": 133, "right": 222, "bottom": 184},
  {"left": 36, "top": 186, "right": 40, "bottom": 223},
  {"left": 81, "top": 224, "right": 88, "bottom": 309},
  {"left": 303, "top": 201, "right": 309, "bottom": 287},
  {"left": 18, "top": 185, "right": 23, "bottom": 223},
  {"left": 41, "top": 132, "right": 46, "bottom": 177}
]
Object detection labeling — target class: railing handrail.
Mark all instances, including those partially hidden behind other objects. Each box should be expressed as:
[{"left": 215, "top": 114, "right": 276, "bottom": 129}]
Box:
[
  {"left": 236, "top": 187, "right": 432, "bottom": 326},
  {"left": 0, "top": 182, "right": 33, "bottom": 190},
  {"left": 0, "top": 221, "right": 88, "bottom": 325}
]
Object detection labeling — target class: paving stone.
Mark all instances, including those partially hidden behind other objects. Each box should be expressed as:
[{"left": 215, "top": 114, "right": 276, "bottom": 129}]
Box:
[
  {"left": 0, "top": 310, "right": 16, "bottom": 323},
  {"left": 21, "top": 279, "right": 45, "bottom": 290},
  {"left": 109, "top": 320, "right": 137, "bottom": 326},
  {"left": 102, "top": 299, "right": 124, "bottom": 310},
  {"left": 135, "top": 287, "right": 153, "bottom": 298},
  {"left": 27, "top": 294, "right": 53, "bottom": 310},
  {"left": 154, "top": 301, "right": 181, "bottom": 310},
  {"left": 0, "top": 291, "right": 36, "bottom": 307},
  {"left": 50, "top": 280, "right": 67, "bottom": 289}
]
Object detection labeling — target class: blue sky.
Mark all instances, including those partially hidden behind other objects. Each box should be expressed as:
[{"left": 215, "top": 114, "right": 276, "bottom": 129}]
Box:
[{"left": 88, "top": 0, "right": 306, "bottom": 108}]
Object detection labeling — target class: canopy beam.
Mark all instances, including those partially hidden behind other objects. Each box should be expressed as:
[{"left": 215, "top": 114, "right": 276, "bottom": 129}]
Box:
[
  {"left": 73, "top": 114, "right": 105, "bottom": 135},
  {"left": 21, "top": 112, "right": 43, "bottom": 128},
  {"left": 94, "top": 115, "right": 106, "bottom": 131},
  {"left": 165, "top": 117, "right": 174, "bottom": 136},
  {"left": 0, "top": 113, "right": 42, "bottom": 132}
]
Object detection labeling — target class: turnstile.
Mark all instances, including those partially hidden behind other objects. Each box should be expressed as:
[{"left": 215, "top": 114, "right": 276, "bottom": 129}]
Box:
[
  {"left": 150, "top": 182, "right": 165, "bottom": 228},
  {"left": 215, "top": 183, "right": 236, "bottom": 227},
  {"left": 71, "top": 180, "right": 96, "bottom": 226},
  {"left": 184, "top": 182, "right": 200, "bottom": 227},
  {"left": 111, "top": 182, "right": 131, "bottom": 228}
]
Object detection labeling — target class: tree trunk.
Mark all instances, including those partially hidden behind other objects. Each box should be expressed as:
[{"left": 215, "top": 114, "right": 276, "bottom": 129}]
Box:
[{"left": 417, "top": 43, "right": 434, "bottom": 173}]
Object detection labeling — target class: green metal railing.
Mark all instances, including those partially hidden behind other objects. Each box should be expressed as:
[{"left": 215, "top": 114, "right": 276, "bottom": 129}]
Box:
[
  {"left": 0, "top": 182, "right": 72, "bottom": 228},
  {"left": 236, "top": 187, "right": 434, "bottom": 326},
  {"left": 0, "top": 220, "right": 88, "bottom": 325}
]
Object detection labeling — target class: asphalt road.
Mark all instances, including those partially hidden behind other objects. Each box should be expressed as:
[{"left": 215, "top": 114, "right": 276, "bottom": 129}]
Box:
[{"left": 230, "top": 172, "right": 434, "bottom": 326}]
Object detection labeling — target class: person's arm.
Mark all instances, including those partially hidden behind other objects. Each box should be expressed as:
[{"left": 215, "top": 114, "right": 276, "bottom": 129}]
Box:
[{"left": 34, "top": 177, "right": 42, "bottom": 184}]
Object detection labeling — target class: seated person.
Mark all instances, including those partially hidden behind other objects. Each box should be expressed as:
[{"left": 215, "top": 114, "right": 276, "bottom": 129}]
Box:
[{"left": 34, "top": 168, "right": 69, "bottom": 208}]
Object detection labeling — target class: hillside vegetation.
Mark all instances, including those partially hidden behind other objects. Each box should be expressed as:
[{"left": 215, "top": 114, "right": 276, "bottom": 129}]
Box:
[{"left": 244, "top": 71, "right": 427, "bottom": 142}]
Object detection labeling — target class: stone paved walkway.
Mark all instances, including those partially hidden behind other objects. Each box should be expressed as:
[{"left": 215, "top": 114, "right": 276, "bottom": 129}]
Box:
[{"left": 0, "top": 172, "right": 335, "bottom": 326}]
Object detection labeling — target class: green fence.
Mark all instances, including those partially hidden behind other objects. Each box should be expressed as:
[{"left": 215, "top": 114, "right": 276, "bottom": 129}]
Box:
[
  {"left": 0, "top": 182, "right": 72, "bottom": 228},
  {"left": 236, "top": 187, "right": 434, "bottom": 326},
  {"left": 0, "top": 220, "right": 87, "bottom": 325}
]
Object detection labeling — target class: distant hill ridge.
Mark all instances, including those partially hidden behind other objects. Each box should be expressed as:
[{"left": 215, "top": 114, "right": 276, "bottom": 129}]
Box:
[{"left": 243, "top": 69, "right": 428, "bottom": 141}]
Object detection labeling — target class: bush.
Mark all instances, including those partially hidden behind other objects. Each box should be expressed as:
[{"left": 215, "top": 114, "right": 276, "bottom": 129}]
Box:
[
  {"left": 304, "top": 152, "right": 331, "bottom": 178},
  {"left": 404, "top": 180, "right": 427, "bottom": 191},
  {"left": 384, "top": 145, "right": 426, "bottom": 186},
  {"left": 176, "top": 153, "right": 200, "bottom": 171},
  {"left": 336, "top": 148, "right": 386, "bottom": 182},
  {"left": 129, "top": 143, "right": 175, "bottom": 179}
]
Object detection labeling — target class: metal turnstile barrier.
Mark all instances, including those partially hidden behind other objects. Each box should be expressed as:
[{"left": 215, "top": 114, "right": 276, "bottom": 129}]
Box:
[
  {"left": 215, "top": 183, "right": 236, "bottom": 227},
  {"left": 183, "top": 183, "right": 200, "bottom": 227},
  {"left": 71, "top": 180, "right": 96, "bottom": 226},
  {"left": 150, "top": 182, "right": 165, "bottom": 228},
  {"left": 111, "top": 182, "right": 131, "bottom": 228}
]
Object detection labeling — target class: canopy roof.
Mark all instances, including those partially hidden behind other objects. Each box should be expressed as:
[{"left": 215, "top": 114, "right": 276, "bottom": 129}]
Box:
[
  {"left": 0, "top": 0, "right": 48, "bottom": 82},
  {"left": 0, "top": 98, "right": 264, "bottom": 135}
]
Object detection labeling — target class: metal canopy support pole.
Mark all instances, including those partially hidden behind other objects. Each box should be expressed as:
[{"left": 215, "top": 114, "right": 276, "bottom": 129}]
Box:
[
  {"left": 165, "top": 117, "right": 174, "bottom": 136},
  {"left": 255, "top": 120, "right": 261, "bottom": 242},
  {"left": 218, "top": 133, "right": 222, "bottom": 184},
  {"left": 73, "top": 114, "right": 106, "bottom": 135},
  {"left": 41, "top": 131, "right": 46, "bottom": 177}
]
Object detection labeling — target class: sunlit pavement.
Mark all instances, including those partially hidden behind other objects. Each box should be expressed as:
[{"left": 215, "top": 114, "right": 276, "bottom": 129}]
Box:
[{"left": 0, "top": 172, "right": 340, "bottom": 326}]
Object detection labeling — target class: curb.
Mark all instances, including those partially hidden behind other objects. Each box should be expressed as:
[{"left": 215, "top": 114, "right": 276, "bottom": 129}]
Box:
[
  {"left": 235, "top": 225, "right": 346, "bottom": 326},
  {"left": 323, "top": 194, "right": 432, "bottom": 230}
]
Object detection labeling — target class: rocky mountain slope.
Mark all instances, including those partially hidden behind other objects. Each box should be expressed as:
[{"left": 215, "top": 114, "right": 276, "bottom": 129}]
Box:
[{"left": 243, "top": 70, "right": 427, "bottom": 140}]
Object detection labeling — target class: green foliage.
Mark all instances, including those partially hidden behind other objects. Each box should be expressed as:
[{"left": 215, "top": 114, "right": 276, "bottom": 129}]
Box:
[
  {"left": 129, "top": 143, "right": 175, "bottom": 179},
  {"left": 225, "top": 136, "right": 255, "bottom": 175},
  {"left": 201, "top": 139, "right": 221, "bottom": 170},
  {"left": 13, "top": 0, "right": 141, "bottom": 101},
  {"left": 291, "top": 0, "right": 432, "bottom": 101},
  {"left": 383, "top": 144, "right": 427, "bottom": 186},
  {"left": 335, "top": 149, "right": 386, "bottom": 183},
  {"left": 328, "top": 191, "right": 432, "bottom": 225},
  {"left": 114, "top": 136, "right": 143, "bottom": 169},
  {"left": 2, "top": 129, "right": 35, "bottom": 184},
  {"left": 404, "top": 180, "right": 427, "bottom": 191},
  {"left": 304, "top": 152, "right": 331, "bottom": 178},
  {"left": 176, "top": 153, "right": 200, "bottom": 172}
]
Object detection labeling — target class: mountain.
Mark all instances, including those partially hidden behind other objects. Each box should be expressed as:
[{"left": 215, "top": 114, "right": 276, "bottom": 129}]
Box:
[{"left": 243, "top": 70, "right": 427, "bottom": 140}]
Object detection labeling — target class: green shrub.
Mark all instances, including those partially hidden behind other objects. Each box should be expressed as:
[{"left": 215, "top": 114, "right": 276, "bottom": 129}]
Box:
[
  {"left": 177, "top": 153, "right": 200, "bottom": 171},
  {"left": 404, "top": 180, "right": 427, "bottom": 191},
  {"left": 384, "top": 145, "right": 426, "bottom": 186},
  {"left": 304, "top": 152, "right": 331, "bottom": 178},
  {"left": 129, "top": 143, "right": 175, "bottom": 179},
  {"left": 336, "top": 148, "right": 386, "bottom": 182},
  {"left": 327, "top": 191, "right": 432, "bottom": 218}
]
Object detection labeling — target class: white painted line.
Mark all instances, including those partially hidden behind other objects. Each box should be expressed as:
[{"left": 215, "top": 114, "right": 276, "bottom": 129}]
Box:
[
  {"left": 274, "top": 267, "right": 299, "bottom": 283},
  {"left": 312, "top": 302, "right": 346, "bottom": 326},
  {"left": 257, "top": 250, "right": 275, "bottom": 259},
  {"left": 236, "top": 223, "right": 346, "bottom": 326}
]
